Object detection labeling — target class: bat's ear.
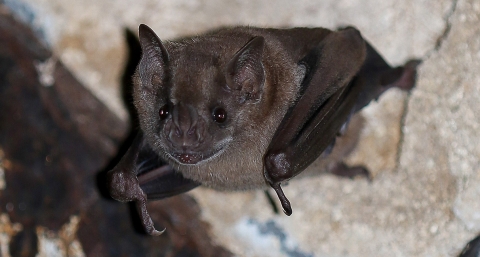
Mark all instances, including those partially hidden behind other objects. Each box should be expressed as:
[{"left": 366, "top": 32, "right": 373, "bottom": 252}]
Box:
[
  {"left": 137, "top": 24, "right": 169, "bottom": 91},
  {"left": 226, "top": 36, "right": 265, "bottom": 103}
]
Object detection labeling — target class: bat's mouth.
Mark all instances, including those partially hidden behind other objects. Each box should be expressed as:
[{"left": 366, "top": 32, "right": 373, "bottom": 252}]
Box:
[
  {"left": 170, "top": 147, "right": 225, "bottom": 165},
  {"left": 172, "top": 152, "right": 204, "bottom": 164},
  {"left": 165, "top": 137, "right": 231, "bottom": 165}
]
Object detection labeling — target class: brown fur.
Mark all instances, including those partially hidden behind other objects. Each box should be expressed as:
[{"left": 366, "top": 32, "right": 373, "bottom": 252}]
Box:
[{"left": 133, "top": 27, "right": 344, "bottom": 190}]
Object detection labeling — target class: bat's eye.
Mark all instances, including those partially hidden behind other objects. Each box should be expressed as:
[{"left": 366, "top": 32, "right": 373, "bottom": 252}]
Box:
[
  {"left": 212, "top": 107, "right": 227, "bottom": 123},
  {"left": 159, "top": 104, "right": 170, "bottom": 120}
]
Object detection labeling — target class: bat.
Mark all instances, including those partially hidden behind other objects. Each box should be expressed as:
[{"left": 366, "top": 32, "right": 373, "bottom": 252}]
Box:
[{"left": 107, "top": 24, "right": 420, "bottom": 235}]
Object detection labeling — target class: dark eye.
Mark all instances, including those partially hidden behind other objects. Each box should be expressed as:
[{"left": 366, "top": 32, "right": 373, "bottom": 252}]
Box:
[
  {"left": 159, "top": 104, "right": 170, "bottom": 120},
  {"left": 212, "top": 107, "right": 227, "bottom": 123}
]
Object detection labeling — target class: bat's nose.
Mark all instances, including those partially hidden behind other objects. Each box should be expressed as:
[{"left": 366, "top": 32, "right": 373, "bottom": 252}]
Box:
[{"left": 169, "top": 102, "right": 202, "bottom": 148}]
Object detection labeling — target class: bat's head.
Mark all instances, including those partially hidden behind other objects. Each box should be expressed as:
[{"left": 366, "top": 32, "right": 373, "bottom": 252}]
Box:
[{"left": 133, "top": 24, "right": 268, "bottom": 167}]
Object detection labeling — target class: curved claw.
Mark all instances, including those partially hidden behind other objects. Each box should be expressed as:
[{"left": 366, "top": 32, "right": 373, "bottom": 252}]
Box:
[
  {"left": 107, "top": 132, "right": 201, "bottom": 236},
  {"left": 106, "top": 133, "right": 166, "bottom": 235},
  {"left": 135, "top": 196, "right": 165, "bottom": 236},
  {"left": 270, "top": 183, "right": 292, "bottom": 216},
  {"left": 107, "top": 167, "right": 166, "bottom": 236}
]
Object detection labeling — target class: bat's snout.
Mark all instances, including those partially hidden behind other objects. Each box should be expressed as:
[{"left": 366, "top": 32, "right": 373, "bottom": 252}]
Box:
[{"left": 168, "top": 102, "right": 204, "bottom": 148}]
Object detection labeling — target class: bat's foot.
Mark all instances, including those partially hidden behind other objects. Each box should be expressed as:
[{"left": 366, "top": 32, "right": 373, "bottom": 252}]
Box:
[
  {"left": 329, "top": 162, "right": 371, "bottom": 181},
  {"left": 372, "top": 59, "right": 422, "bottom": 103},
  {"left": 390, "top": 59, "right": 422, "bottom": 91}
]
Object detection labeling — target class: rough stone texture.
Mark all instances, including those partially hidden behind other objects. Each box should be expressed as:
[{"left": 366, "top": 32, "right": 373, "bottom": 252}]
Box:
[
  {"left": 2, "top": 0, "right": 450, "bottom": 120},
  {"left": 2, "top": 0, "right": 479, "bottom": 256},
  {"left": 0, "top": 11, "right": 232, "bottom": 257}
]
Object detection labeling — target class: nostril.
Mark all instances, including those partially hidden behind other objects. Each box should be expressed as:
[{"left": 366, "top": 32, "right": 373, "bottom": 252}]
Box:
[
  {"left": 166, "top": 103, "right": 205, "bottom": 148},
  {"left": 187, "top": 126, "right": 196, "bottom": 136},
  {"left": 168, "top": 128, "right": 175, "bottom": 142},
  {"left": 175, "top": 127, "right": 182, "bottom": 137}
]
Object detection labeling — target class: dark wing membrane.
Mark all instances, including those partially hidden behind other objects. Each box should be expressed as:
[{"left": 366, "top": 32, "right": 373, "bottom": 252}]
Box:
[{"left": 263, "top": 28, "right": 368, "bottom": 215}]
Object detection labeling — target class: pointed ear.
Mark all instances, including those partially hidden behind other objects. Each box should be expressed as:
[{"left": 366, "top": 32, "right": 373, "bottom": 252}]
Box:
[
  {"left": 137, "top": 24, "right": 169, "bottom": 91},
  {"left": 226, "top": 36, "right": 265, "bottom": 103}
]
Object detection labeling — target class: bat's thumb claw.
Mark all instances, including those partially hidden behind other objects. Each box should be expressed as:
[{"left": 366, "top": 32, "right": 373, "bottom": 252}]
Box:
[
  {"left": 148, "top": 226, "right": 166, "bottom": 236},
  {"left": 135, "top": 194, "right": 166, "bottom": 236},
  {"left": 270, "top": 183, "right": 292, "bottom": 216},
  {"left": 282, "top": 205, "right": 292, "bottom": 216},
  {"left": 142, "top": 212, "right": 166, "bottom": 236}
]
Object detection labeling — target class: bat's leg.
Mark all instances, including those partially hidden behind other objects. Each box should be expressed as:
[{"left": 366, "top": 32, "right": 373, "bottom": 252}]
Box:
[
  {"left": 382, "top": 59, "right": 421, "bottom": 92},
  {"left": 107, "top": 132, "right": 199, "bottom": 235},
  {"left": 354, "top": 43, "right": 421, "bottom": 112},
  {"left": 328, "top": 162, "right": 371, "bottom": 181},
  {"left": 325, "top": 48, "right": 420, "bottom": 181}
]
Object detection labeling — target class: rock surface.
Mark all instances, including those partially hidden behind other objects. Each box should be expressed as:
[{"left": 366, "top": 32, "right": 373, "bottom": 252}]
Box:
[
  {"left": 2, "top": 0, "right": 479, "bottom": 256},
  {"left": 0, "top": 11, "right": 231, "bottom": 257}
]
